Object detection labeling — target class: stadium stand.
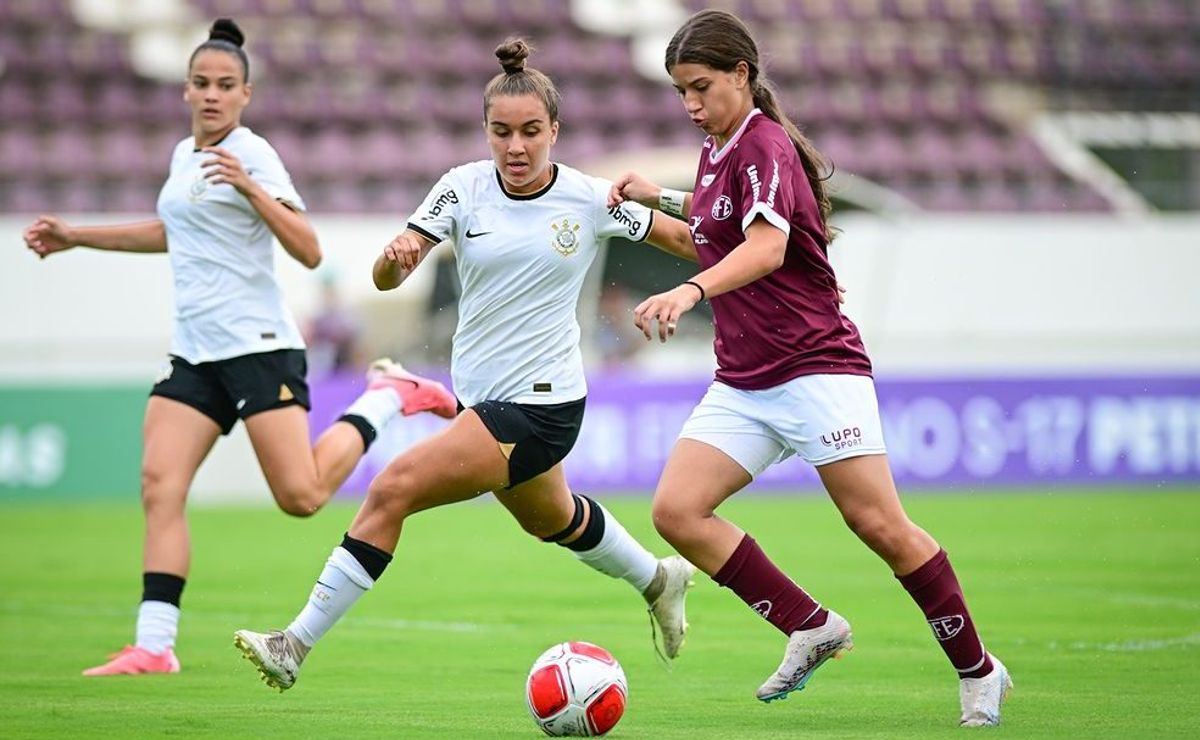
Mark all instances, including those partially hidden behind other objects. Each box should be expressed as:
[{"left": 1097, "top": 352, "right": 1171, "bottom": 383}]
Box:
[{"left": 0, "top": 0, "right": 1196, "bottom": 213}]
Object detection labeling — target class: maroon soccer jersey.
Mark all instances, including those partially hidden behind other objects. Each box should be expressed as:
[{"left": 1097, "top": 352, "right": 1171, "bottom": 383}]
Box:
[{"left": 689, "top": 110, "right": 872, "bottom": 389}]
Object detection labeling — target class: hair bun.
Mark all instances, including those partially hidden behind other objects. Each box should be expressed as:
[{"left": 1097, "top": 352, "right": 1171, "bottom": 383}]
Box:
[
  {"left": 209, "top": 18, "right": 245, "bottom": 47},
  {"left": 495, "top": 38, "right": 531, "bottom": 74}
]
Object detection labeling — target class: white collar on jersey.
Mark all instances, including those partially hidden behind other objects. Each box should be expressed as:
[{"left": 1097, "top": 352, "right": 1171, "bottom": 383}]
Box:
[{"left": 708, "top": 108, "right": 762, "bottom": 165}]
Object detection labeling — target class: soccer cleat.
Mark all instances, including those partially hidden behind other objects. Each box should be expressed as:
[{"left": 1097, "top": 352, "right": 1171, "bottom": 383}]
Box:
[
  {"left": 366, "top": 358, "right": 457, "bottom": 419},
  {"left": 81, "top": 645, "right": 180, "bottom": 676},
  {"left": 233, "top": 629, "right": 306, "bottom": 691},
  {"left": 959, "top": 653, "right": 1012, "bottom": 727},
  {"left": 647, "top": 555, "right": 697, "bottom": 660},
  {"left": 755, "top": 610, "right": 853, "bottom": 702}
]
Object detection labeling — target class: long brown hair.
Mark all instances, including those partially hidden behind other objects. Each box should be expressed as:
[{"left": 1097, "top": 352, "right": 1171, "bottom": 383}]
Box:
[
  {"left": 483, "top": 38, "right": 561, "bottom": 123},
  {"left": 666, "top": 10, "right": 834, "bottom": 241}
]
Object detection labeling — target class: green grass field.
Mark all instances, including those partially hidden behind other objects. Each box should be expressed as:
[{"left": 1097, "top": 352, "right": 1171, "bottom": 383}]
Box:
[{"left": 1, "top": 489, "right": 1198, "bottom": 738}]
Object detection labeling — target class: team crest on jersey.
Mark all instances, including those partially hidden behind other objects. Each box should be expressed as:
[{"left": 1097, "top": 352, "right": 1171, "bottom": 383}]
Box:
[
  {"left": 711, "top": 195, "right": 733, "bottom": 220},
  {"left": 188, "top": 172, "right": 209, "bottom": 202},
  {"left": 550, "top": 218, "right": 581, "bottom": 256}
]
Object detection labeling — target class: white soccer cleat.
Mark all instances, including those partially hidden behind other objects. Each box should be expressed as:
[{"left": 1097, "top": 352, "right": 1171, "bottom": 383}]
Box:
[
  {"left": 233, "top": 629, "right": 305, "bottom": 692},
  {"left": 755, "top": 610, "right": 853, "bottom": 702},
  {"left": 647, "top": 555, "right": 697, "bottom": 660},
  {"left": 959, "top": 653, "right": 1012, "bottom": 727}
]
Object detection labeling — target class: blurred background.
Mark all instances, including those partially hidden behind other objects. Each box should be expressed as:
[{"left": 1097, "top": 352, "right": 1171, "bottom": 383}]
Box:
[{"left": 1, "top": 0, "right": 1198, "bottom": 501}]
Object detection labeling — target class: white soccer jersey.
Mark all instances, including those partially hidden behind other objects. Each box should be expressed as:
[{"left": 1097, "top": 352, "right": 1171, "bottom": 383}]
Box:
[
  {"left": 406, "top": 160, "right": 652, "bottom": 406},
  {"left": 156, "top": 126, "right": 307, "bottom": 363}
]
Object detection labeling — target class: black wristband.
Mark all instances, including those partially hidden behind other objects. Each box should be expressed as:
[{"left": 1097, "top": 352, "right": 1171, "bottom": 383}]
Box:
[{"left": 683, "top": 280, "right": 706, "bottom": 301}]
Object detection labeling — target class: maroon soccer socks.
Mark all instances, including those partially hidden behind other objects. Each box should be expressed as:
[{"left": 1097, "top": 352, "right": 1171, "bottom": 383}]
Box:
[
  {"left": 713, "top": 535, "right": 828, "bottom": 635},
  {"left": 897, "top": 549, "right": 993, "bottom": 678}
]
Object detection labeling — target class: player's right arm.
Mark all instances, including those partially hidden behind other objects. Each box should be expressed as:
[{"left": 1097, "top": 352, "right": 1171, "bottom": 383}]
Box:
[
  {"left": 378, "top": 168, "right": 461, "bottom": 290},
  {"left": 373, "top": 229, "right": 438, "bottom": 291},
  {"left": 607, "top": 172, "right": 693, "bottom": 220},
  {"left": 22, "top": 215, "right": 167, "bottom": 258}
]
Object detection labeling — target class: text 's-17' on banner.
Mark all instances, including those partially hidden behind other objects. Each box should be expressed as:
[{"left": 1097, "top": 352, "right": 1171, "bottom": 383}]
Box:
[{"left": 307, "top": 374, "right": 1200, "bottom": 495}]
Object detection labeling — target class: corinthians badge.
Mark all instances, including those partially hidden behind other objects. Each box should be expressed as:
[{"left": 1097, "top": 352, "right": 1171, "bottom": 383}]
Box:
[{"left": 550, "top": 218, "right": 581, "bottom": 256}]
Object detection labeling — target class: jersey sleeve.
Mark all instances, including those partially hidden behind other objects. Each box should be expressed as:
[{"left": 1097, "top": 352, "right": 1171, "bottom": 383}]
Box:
[
  {"left": 735, "top": 135, "right": 794, "bottom": 237},
  {"left": 405, "top": 170, "right": 463, "bottom": 244},
  {"left": 591, "top": 178, "right": 653, "bottom": 242},
  {"left": 243, "top": 139, "right": 306, "bottom": 212}
]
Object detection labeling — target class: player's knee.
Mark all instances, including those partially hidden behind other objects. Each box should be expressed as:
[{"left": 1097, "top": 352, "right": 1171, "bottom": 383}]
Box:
[
  {"left": 651, "top": 492, "right": 699, "bottom": 545},
  {"left": 140, "top": 465, "right": 184, "bottom": 516},
  {"left": 366, "top": 466, "right": 419, "bottom": 520},
  {"left": 267, "top": 477, "right": 323, "bottom": 517},
  {"left": 843, "top": 508, "right": 904, "bottom": 556}
]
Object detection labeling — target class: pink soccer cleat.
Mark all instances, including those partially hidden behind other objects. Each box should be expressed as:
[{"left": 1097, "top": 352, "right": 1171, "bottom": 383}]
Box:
[
  {"left": 367, "top": 358, "right": 457, "bottom": 419},
  {"left": 82, "top": 645, "right": 180, "bottom": 676}
]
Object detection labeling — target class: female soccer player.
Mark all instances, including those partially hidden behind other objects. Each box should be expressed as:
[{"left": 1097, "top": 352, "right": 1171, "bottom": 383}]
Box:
[
  {"left": 607, "top": 10, "right": 1012, "bottom": 727},
  {"left": 22, "top": 19, "right": 456, "bottom": 677},
  {"left": 232, "top": 39, "right": 698, "bottom": 690}
]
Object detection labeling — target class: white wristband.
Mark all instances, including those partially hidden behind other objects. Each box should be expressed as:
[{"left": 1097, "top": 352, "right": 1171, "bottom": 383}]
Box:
[{"left": 658, "top": 188, "right": 686, "bottom": 217}]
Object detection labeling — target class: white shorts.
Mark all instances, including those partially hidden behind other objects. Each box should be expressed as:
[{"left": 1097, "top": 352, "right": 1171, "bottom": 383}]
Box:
[{"left": 678, "top": 374, "right": 887, "bottom": 478}]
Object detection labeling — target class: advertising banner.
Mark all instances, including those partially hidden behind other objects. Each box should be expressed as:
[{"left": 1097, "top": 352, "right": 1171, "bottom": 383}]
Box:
[
  {"left": 310, "top": 374, "right": 1200, "bottom": 494},
  {"left": 0, "top": 386, "right": 145, "bottom": 500}
]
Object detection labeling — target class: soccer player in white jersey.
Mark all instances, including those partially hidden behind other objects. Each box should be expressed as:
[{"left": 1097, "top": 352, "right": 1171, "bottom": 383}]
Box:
[
  {"left": 232, "top": 38, "right": 702, "bottom": 691},
  {"left": 21, "top": 19, "right": 455, "bottom": 677},
  {"left": 606, "top": 10, "right": 1011, "bottom": 727}
]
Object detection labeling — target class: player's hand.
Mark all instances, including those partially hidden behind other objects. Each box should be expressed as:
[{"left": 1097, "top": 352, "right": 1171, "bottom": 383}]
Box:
[
  {"left": 837, "top": 282, "right": 846, "bottom": 304},
  {"left": 607, "top": 171, "right": 661, "bottom": 210},
  {"left": 201, "top": 146, "right": 255, "bottom": 195},
  {"left": 633, "top": 284, "right": 700, "bottom": 344},
  {"left": 382, "top": 231, "right": 423, "bottom": 271},
  {"left": 22, "top": 215, "right": 77, "bottom": 259}
]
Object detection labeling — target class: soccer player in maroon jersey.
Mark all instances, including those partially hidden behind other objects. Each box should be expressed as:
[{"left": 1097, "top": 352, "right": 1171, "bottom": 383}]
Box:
[{"left": 608, "top": 9, "right": 1011, "bottom": 727}]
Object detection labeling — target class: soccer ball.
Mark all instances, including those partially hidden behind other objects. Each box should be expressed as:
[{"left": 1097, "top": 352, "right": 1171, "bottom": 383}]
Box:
[{"left": 525, "top": 641, "right": 628, "bottom": 736}]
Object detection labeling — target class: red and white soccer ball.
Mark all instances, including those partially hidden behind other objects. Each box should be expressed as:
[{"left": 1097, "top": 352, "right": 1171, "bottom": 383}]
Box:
[{"left": 525, "top": 641, "right": 627, "bottom": 736}]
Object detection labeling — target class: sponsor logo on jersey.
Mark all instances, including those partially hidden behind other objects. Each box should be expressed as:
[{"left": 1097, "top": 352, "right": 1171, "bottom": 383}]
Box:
[
  {"left": 746, "top": 164, "right": 761, "bottom": 202},
  {"left": 688, "top": 215, "right": 708, "bottom": 245},
  {"left": 928, "top": 615, "right": 965, "bottom": 641},
  {"left": 767, "top": 159, "right": 780, "bottom": 207},
  {"left": 751, "top": 600, "right": 773, "bottom": 618},
  {"left": 551, "top": 218, "right": 582, "bottom": 256},
  {"left": 700, "top": 173, "right": 716, "bottom": 187},
  {"left": 711, "top": 195, "right": 733, "bottom": 220},
  {"left": 606, "top": 204, "right": 643, "bottom": 238},
  {"left": 420, "top": 187, "right": 459, "bottom": 220},
  {"left": 188, "top": 172, "right": 208, "bottom": 202},
  {"left": 820, "top": 426, "right": 862, "bottom": 451}
]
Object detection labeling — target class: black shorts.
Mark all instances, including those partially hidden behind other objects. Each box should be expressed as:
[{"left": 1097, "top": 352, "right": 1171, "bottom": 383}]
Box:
[
  {"left": 465, "top": 397, "right": 586, "bottom": 488},
  {"left": 150, "top": 349, "right": 311, "bottom": 435}
]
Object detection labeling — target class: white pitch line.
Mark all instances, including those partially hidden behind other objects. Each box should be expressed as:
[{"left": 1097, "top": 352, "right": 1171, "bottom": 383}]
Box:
[{"left": 1047, "top": 633, "right": 1200, "bottom": 653}]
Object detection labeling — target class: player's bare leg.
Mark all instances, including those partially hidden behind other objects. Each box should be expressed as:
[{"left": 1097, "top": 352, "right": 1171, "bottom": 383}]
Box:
[
  {"left": 84, "top": 397, "right": 219, "bottom": 676},
  {"left": 245, "top": 359, "right": 456, "bottom": 517},
  {"left": 235, "top": 410, "right": 506, "bottom": 690},
  {"left": 654, "top": 439, "right": 850, "bottom": 697},
  {"left": 819, "top": 455, "right": 1009, "bottom": 725}
]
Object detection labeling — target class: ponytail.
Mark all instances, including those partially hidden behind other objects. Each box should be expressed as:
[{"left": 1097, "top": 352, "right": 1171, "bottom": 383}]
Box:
[{"left": 751, "top": 80, "right": 834, "bottom": 242}]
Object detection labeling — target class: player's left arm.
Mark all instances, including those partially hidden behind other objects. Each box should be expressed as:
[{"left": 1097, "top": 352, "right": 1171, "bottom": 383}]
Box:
[
  {"left": 633, "top": 219, "right": 784, "bottom": 342},
  {"left": 201, "top": 145, "right": 322, "bottom": 269}
]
